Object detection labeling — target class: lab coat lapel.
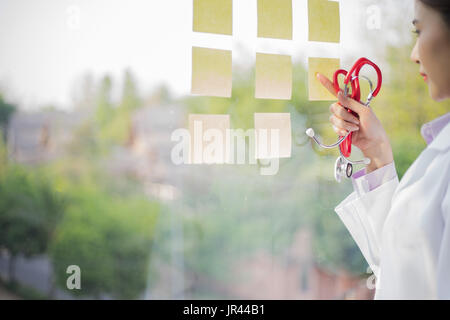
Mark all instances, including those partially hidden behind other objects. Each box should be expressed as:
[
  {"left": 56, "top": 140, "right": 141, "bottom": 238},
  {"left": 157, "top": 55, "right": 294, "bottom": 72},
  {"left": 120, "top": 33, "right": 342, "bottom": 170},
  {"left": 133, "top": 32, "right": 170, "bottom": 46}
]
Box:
[
  {"left": 393, "top": 121, "right": 450, "bottom": 198},
  {"left": 428, "top": 121, "right": 450, "bottom": 152}
]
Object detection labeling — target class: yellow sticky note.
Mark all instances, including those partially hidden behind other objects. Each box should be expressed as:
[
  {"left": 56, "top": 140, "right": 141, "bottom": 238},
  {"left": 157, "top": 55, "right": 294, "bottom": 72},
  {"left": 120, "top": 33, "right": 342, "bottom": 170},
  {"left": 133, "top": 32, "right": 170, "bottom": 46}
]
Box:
[
  {"left": 257, "top": 0, "right": 292, "bottom": 40},
  {"left": 254, "top": 113, "right": 292, "bottom": 158},
  {"left": 193, "top": 0, "right": 232, "bottom": 35},
  {"left": 188, "top": 114, "right": 230, "bottom": 164},
  {"left": 308, "top": 57, "right": 340, "bottom": 101},
  {"left": 255, "top": 53, "right": 292, "bottom": 100},
  {"left": 191, "top": 47, "right": 232, "bottom": 98},
  {"left": 308, "top": 0, "right": 340, "bottom": 43}
]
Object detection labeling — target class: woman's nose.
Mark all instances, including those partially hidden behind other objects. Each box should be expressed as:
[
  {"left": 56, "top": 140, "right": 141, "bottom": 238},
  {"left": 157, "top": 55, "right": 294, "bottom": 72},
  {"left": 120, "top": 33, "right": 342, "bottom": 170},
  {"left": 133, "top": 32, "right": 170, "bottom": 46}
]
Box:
[{"left": 410, "top": 41, "right": 420, "bottom": 64}]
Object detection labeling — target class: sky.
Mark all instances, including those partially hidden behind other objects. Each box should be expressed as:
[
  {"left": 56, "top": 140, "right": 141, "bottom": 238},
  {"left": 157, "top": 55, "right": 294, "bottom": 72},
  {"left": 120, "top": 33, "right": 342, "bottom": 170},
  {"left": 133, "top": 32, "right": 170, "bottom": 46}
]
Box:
[{"left": 0, "top": 0, "right": 413, "bottom": 111}]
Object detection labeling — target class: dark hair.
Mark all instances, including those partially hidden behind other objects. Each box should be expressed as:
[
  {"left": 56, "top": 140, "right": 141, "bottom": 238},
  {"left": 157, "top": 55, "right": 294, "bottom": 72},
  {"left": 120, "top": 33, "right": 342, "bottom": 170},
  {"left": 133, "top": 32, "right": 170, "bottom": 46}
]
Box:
[{"left": 419, "top": 0, "right": 450, "bottom": 27}]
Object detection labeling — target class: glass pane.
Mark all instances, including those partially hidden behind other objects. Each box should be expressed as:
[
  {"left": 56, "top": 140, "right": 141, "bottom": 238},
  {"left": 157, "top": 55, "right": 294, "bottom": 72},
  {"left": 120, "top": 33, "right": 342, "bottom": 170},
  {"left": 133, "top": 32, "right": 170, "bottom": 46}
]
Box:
[{"left": 0, "top": 0, "right": 448, "bottom": 301}]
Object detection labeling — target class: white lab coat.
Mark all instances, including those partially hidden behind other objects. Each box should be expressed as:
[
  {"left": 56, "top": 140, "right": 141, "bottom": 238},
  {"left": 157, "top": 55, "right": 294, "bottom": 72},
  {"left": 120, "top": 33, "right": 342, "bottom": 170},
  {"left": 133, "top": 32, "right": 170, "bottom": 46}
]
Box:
[{"left": 335, "top": 121, "right": 450, "bottom": 299}]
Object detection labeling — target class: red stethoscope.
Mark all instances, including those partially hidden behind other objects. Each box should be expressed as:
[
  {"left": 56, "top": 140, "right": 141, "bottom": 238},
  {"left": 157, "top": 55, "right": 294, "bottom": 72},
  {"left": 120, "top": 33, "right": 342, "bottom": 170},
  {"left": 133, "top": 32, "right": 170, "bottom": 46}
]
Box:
[{"left": 306, "top": 57, "right": 383, "bottom": 182}]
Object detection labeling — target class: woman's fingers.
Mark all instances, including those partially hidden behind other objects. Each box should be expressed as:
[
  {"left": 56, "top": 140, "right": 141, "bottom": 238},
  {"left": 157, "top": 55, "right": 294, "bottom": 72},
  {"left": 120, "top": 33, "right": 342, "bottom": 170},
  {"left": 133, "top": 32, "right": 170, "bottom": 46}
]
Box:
[
  {"left": 337, "top": 91, "right": 367, "bottom": 115},
  {"left": 317, "top": 73, "right": 339, "bottom": 98},
  {"left": 329, "top": 114, "right": 359, "bottom": 132},
  {"left": 330, "top": 103, "right": 360, "bottom": 125},
  {"left": 317, "top": 73, "right": 366, "bottom": 116},
  {"left": 317, "top": 73, "right": 364, "bottom": 136},
  {"left": 332, "top": 125, "right": 349, "bottom": 136}
]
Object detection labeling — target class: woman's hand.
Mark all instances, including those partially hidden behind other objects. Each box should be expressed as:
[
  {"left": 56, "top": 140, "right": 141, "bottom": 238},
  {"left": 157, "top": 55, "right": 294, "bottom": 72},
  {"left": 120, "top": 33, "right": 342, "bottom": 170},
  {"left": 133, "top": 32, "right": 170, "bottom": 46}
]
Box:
[{"left": 317, "top": 73, "right": 394, "bottom": 173}]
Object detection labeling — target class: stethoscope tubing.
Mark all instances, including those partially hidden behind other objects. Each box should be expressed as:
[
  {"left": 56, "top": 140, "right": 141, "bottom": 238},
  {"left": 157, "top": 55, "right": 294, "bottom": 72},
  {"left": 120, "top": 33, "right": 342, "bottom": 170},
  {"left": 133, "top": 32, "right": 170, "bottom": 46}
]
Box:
[{"left": 306, "top": 57, "right": 381, "bottom": 179}]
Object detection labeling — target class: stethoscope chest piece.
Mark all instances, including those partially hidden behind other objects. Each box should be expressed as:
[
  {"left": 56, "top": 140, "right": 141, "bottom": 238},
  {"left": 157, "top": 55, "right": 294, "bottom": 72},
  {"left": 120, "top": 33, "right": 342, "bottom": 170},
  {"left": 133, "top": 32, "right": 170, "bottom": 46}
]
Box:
[
  {"left": 334, "top": 156, "right": 353, "bottom": 183},
  {"left": 346, "top": 161, "right": 353, "bottom": 178},
  {"left": 334, "top": 157, "right": 344, "bottom": 183}
]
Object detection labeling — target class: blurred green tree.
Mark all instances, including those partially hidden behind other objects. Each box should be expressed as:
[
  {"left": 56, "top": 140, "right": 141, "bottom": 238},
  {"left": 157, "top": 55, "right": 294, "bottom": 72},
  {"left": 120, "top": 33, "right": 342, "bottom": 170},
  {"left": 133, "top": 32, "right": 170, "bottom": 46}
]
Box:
[
  {"left": 93, "top": 70, "right": 143, "bottom": 148},
  {"left": 0, "top": 94, "right": 16, "bottom": 142},
  {"left": 0, "top": 165, "right": 66, "bottom": 282},
  {"left": 95, "top": 75, "right": 114, "bottom": 128},
  {"left": 118, "top": 69, "right": 141, "bottom": 112},
  {"left": 50, "top": 186, "right": 159, "bottom": 299}
]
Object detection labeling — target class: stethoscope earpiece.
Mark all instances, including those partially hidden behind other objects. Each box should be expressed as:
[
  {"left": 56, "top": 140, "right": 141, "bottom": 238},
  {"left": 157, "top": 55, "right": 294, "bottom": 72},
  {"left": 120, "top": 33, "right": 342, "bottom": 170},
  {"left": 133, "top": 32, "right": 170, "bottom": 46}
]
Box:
[{"left": 306, "top": 128, "right": 315, "bottom": 138}]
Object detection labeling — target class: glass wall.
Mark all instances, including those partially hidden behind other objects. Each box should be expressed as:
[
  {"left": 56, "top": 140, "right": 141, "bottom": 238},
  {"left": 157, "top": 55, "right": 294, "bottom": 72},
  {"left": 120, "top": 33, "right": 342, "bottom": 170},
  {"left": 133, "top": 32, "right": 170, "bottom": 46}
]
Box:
[{"left": 0, "top": 0, "right": 448, "bottom": 300}]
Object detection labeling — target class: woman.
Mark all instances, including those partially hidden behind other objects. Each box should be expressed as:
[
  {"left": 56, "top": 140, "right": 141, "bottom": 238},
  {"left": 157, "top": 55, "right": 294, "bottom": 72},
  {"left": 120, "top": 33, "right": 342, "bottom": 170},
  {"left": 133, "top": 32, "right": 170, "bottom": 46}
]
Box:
[{"left": 317, "top": 0, "right": 450, "bottom": 299}]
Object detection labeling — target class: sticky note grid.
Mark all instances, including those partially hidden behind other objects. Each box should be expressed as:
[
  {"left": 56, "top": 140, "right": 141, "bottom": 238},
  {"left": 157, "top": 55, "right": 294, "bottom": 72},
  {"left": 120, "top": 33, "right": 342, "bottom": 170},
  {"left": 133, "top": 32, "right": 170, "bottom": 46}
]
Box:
[
  {"left": 308, "top": 0, "right": 340, "bottom": 43},
  {"left": 191, "top": 0, "right": 342, "bottom": 101},
  {"left": 188, "top": 114, "right": 231, "bottom": 164},
  {"left": 191, "top": 47, "right": 232, "bottom": 98},
  {"left": 308, "top": 57, "right": 340, "bottom": 101},
  {"left": 192, "top": 0, "right": 233, "bottom": 98},
  {"left": 254, "top": 113, "right": 292, "bottom": 159},
  {"left": 255, "top": 53, "right": 292, "bottom": 100},
  {"left": 193, "top": 0, "right": 232, "bottom": 35},
  {"left": 257, "top": 0, "right": 293, "bottom": 40}
]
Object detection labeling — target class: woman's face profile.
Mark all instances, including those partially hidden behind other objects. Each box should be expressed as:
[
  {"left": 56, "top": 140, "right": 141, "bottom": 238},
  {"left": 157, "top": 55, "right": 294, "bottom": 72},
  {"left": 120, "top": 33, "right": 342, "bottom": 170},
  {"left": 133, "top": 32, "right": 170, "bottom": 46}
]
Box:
[{"left": 410, "top": 0, "right": 450, "bottom": 101}]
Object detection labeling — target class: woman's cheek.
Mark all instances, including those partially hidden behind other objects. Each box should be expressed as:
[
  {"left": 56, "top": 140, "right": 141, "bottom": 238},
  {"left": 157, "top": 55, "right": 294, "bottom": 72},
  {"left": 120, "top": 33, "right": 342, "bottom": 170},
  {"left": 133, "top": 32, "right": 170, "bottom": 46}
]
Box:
[
  {"left": 421, "top": 29, "right": 450, "bottom": 100},
  {"left": 418, "top": 34, "right": 440, "bottom": 100}
]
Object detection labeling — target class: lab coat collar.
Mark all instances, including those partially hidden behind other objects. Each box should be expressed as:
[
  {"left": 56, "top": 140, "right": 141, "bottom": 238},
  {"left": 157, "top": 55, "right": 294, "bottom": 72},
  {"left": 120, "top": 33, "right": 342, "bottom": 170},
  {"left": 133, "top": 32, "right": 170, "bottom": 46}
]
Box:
[{"left": 423, "top": 112, "right": 450, "bottom": 151}]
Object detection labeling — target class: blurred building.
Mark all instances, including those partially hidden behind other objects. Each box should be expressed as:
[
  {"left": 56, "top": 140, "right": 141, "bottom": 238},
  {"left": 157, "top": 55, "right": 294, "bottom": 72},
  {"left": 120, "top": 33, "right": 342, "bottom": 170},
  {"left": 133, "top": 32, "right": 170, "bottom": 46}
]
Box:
[
  {"left": 6, "top": 104, "right": 186, "bottom": 201},
  {"left": 7, "top": 110, "right": 86, "bottom": 165},
  {"left": 106, "top": 103, "right": 187, "bottom": 201}
]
